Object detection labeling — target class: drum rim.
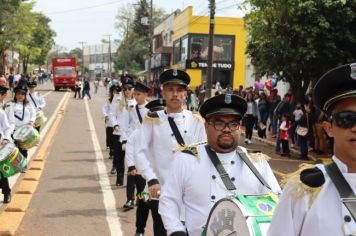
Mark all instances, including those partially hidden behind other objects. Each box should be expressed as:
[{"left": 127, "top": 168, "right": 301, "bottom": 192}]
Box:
[{"left": 0, "top": 143, "right": 17, "bottom": 162}]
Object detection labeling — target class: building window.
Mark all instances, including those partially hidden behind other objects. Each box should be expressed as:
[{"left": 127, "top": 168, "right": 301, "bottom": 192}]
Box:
[
  {"left": 189, "top": 35, "right": 234, "bottom": 61},
  {"left": 181, "top": 37, "right": 188, "bottom": 61},
  {"left": 173, "top": 40, "right": 181, "bottom": 64}
]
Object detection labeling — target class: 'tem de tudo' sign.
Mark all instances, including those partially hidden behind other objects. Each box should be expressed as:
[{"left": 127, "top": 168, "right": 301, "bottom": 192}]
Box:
[{"left": 185, "top": 60, "right": 234, "bottom": 70}]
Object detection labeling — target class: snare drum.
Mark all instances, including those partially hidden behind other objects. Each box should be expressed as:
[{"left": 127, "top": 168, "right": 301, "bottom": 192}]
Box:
[
  {"left": 204, "top": 193, "right": 279, "bottom": 236},
  {"left": 13, "top": 125, "right": 40, "bottom": 150},
  {"left": 35, "top": 110, "right": 47, "bottom": 128},
  {"left": 0, "top": 142, "right": 27, "bottom": 178}
]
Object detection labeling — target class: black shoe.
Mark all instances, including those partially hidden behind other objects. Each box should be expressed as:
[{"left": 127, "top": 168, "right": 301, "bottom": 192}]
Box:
[
  {"left": 123, "top": 200, "right": 135, "bottom": 209},
  {"left": 3, "top": 193, "right": 11, "bottom": 204},
  {"left": 110, "top": 168, "right": 116, "bottom": 175},
  {"left": 135, "top": 233, "right": 144, "bottom": 236}
]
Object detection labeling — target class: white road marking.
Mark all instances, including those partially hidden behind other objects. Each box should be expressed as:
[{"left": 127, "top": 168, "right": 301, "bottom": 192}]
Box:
[{"left": 84, "top": 98, "right": 122, "bottom": 235}]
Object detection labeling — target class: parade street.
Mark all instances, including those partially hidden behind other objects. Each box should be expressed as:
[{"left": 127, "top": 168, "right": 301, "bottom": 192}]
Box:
[{"left": 0, "top": 82, "right": 327, "bottom": 236}]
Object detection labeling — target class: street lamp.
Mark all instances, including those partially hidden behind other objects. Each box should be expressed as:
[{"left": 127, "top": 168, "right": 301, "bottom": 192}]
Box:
[{"left": 103, "top": 35, "right": 112, "bottom": 77}]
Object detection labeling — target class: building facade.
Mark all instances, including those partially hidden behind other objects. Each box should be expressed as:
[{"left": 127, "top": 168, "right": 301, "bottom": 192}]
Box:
[
  {"left": 83, "top": 43, "right": 118, "bottom": 80},
  {"left": 172, "top": 6, "right": 247, "bottom": 89}
]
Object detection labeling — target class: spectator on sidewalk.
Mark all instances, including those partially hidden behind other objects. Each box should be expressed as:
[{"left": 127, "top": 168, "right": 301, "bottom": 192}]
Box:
[
  {"left": 304, "top": 93, "right": 316, "bottom": 151},
  {"left": 279, "top": 113, "right": 291, "bottom": 157},
  {"left": 258, "top": 91, "right": 269, "bottom": 138},
  {"left": 268, "top": 89, "right": 281, "bottom": 137},
  {"left": 291, "top": 103, "right": 303, "bottom": 147},
  {"left": 274, "top": 93, "right": 293, "bottom": 154},
  {"left": 244, "top": 92, "right": 260, "bottom": 144}
]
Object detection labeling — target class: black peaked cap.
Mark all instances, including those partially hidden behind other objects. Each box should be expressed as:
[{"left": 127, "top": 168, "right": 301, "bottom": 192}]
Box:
[{"left": 159, "top": 69, "right": 190, "bottom": 86}]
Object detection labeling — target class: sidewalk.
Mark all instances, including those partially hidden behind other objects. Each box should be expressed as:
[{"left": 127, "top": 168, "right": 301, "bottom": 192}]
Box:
[{"left": 240, "top": 127, "right": 332, "bottom": 163}]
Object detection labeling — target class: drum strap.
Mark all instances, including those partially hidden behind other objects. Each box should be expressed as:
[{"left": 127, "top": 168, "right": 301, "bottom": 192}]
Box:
[
  {"left": 135, "top": 104, "right": 143, "bottom": 124},
  {"left": 29, "top": 93, "right": 37, "bottom": 108},
  {"left": 325, "top": 162, "right": 356, "bottom": 221},
  {"left": 168, "top": 117, "right": 185, "bottom": 147},
  {"left": 236, "top": 148, "right": 272, "bottom": 191},
  {"left": 205, "top": 145, "right": 236, "bottom": 191},
  {"left": 14, "top": 103, "right": 25, "bottom": 121}
]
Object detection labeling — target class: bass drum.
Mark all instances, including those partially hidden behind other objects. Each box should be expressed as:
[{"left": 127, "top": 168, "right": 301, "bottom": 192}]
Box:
[
  {"left": 13, "top": 125, "right": 40, "bottom": 150},
  {"left": 204, "top": 193, "right": 279, "bottom": 236}
]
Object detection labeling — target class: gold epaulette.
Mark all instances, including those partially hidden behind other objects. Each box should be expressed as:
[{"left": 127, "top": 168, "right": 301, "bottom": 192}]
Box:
[
  {"left": 173, "top": 141, "right": 207, "bottom": 159},
  {"left": 283, "top": 163, "right": 323, "bottom": 208},
  {"left": 193, "top": 113, "right": 204, "bottom": 122},
  {"left": 143, "top": 112, "right": 160, "bottom": 124},
  {"left": 248, "top": 152, "right": 271, "bottom": 163}
]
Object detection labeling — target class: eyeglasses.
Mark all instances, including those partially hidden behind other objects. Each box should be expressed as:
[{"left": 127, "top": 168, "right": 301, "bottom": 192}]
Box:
[
  {"left": 208, "top": 120, "right": 240, "bottom": 131},
  {"left": 123, "top": 87, "right": 132, "bottom": 91},
  {"left": 331, "top": 111, "right": 356, "bottom": 129}
]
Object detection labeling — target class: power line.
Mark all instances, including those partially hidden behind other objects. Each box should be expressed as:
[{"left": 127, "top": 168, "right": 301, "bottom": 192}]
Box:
[{"left": 46, "top": 0, "right": 126, "bottom": 15}]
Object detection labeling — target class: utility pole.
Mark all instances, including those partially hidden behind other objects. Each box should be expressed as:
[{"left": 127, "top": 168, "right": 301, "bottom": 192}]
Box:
[
  {"left": 147, "top": 0, "right": 153, "bottom": 81},
  {"left": 206, "top": 0, "right": 215, "bottom": 99},
  {"left": 124, "top": 18, "right": 129, "bottom": 75},
  {"left": 78, "top": 41, "right": 86, "bottom": 78},
  {"left": 104, "top": 35, "right": 112, "bottom": 77}
]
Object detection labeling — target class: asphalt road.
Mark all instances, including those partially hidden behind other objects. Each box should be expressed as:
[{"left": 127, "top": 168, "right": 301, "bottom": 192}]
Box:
[{"left": 0, "top": 82, "right": 320, "bottom": 236}]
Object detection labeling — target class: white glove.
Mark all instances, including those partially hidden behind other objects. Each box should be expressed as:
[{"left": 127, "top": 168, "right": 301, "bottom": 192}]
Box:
[
  {"left": 114, "top": 126, "right": 120, "bottom": 132},
  {"left": 122, "top": 143, "right": 126, "bottom": 151}
]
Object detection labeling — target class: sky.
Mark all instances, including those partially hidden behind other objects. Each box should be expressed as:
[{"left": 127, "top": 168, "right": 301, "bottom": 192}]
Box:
[{"left": 33, "top": 0, "right": 245, "bottom": 51}]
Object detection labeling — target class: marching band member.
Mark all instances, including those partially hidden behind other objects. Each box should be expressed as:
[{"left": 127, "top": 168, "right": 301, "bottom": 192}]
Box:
[
  {"left": 126, "top": 99, "right": 166, "bottom": 236},
  {"left": 268, "top": 63, "right": 356, "bottom": 236},
  {"left": 159, "top": 93, "right": 281, "bottom": 236},
  {"left": 27, "top": 81, "right": 46, "bottom": 132},
  {"left": 111, "top": 75, "right": 136, "bottom": 186},
  {"left": 123, "top": 81, "right": 149, "bottom": 209},
  {"left": 11, "top": 84, "right": 36, "bottom": 173},
  {"left": 102, "top": 85, "right": 121, "bottom": 174},
  {"left": 135, "top": 69, "right": 206, "bottom": 235},
  {"left": 0, "top": 82, "right": 14, "bottom": 203}
]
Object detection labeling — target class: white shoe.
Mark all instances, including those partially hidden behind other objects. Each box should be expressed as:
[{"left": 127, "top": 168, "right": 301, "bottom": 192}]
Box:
[{"left": 247, "top": 139, "right": 252, "bottom": 144}]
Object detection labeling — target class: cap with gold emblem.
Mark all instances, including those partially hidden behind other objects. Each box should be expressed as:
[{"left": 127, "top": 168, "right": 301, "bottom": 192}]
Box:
[
  {"left": 134, "top": 81, "right": 150, "bottom": 93},
  {"left": 199, "top": 93, "right": 247, "bottom": 119},
  {"left": 159, "top": 69, "right": 190, "bottom": 86},
  {"left": 121, "top": 75, "right": 135, "bottom": 87},
  {"left": 145, "top": 98, "right": 166, "bottom": 112},
  {"left": 313, "top": 63, "right": 356, "bottom": 112}
]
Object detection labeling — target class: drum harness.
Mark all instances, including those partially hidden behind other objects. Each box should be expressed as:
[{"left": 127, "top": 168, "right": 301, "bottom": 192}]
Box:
[
  {"left": 135, "top": 104, "right": 143, "bottom": 124},
  {"left": 204, "top": 145, "right": 272, "bottom": 192},
  {"left": 325, "top": 162, "right": 356, "bottom": 222},
  {"left": 14, "top": 102, "right": 25, "bottom": 121},
  {"left": 29, "top": 93, "right": 38, "bottom": 108}
]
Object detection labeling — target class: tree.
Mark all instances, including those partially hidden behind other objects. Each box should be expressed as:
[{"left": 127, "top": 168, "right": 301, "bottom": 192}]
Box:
[
  {"left": 244, "top": 0, "right": 356, "bottom": 102},
  {"left": 114, "top": 3, "right": 166, "bottom": 75}
]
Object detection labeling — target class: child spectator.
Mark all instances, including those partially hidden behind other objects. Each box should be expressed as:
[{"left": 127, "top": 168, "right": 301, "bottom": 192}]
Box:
[
  {"left": 279, "top": 113, "right": 291, "bottom": 157},
  {"left": 291, "top": 103, "right": 303, "bottom": 147}
]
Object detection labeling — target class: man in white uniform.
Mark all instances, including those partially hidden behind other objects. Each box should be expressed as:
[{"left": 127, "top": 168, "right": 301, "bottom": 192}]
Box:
[
  {"left": 135, "top": 69, "right": 207, "bottom": 235},
  {"left": 268, "top": 63, "right": 356, "bottom": 236},
  {"left": 159, "top": 93, "right": 281, "bottom": 236}
]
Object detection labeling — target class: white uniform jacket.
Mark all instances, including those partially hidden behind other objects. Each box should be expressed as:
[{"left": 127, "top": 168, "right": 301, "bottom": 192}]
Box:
[
  {"left": 0, "top": 102, "right": 15, "bottom": 134},
  {"left": 268, "top": 156, "right": 356, "bottom": 236},
  {"left": 128, "top": 103, "right": 148, "bottom": 136},
  {"left": 27, "top": 92, "right": 46, "bottom": 111},
  {"left": 11, "top": 101, "right": 36, "bottom": 129},
  {"left": 135, "top": 109, "right": 206, "bottom": 186},
  {"left": 102, "top": 95, "right": 120, "bottom": 128},
  {"left": 110, "top": 97, "right": 136, "bottom": 142},
  {"left": 159, "top": 145, "right": 281, "bottom": 236},
  {"left": 0, "top": 108, "right": 12, "bottom": 141}
]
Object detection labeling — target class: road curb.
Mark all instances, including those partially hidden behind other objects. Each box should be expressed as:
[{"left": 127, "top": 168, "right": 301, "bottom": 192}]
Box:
[{"left": 0, "top": 92, "right": 71, "bottom": 235}]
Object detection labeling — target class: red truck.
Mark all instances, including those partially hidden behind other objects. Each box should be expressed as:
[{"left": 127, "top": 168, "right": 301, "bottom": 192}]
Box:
[{"left": 52, "top": 57, "right": 77, "bottom": 91}]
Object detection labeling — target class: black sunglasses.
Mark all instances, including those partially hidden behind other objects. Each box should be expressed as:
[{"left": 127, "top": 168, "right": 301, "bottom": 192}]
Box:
[
  {"left": 208, "top": 120, "right": 240, "bottom": 131},
  {"left": 331, "top": 111, "right": 356, "bottom": 129}
]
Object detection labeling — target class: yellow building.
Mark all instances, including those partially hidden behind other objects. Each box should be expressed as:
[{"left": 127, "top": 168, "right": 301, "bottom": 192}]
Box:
[{"left": 172, "top": 6, "right": 247, "bottom": 89}]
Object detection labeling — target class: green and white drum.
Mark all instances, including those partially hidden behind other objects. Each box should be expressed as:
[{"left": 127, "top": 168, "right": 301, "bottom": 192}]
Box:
[
  {"left": 35, "top": 110, "right": 47, "bottom": 128},
  {"left": 0, "top": 142, "right": 27, "bottom": 178},
  {"left": 204, "top": 193, "right": 279, "bottom": 236},
  {"left": 13, "top": 125, "right": 40, "bottom": 150}
]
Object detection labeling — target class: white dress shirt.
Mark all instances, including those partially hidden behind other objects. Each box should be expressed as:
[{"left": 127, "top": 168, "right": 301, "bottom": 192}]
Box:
[
  {"left": 268, "top": 156, "right": 356, "bottom": 236},
  {"left": 11, "top": 101, "right": 36, "bottom": 129},
  {"left": 159, "top": 145, "right": 281, "bottom": 236},
  {"left": 135, "top": 109, "right": 207, "bottom": 186},
  {"left": 27, "top": 92, "right": 46, "bottom": 111}
]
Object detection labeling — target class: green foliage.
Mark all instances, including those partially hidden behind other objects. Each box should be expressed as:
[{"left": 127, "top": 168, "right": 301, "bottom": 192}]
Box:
[
  {"left": 114, "top": 3, "right": 166, "bottom": 75},
  {"left": 244, "top": 0, "right": 356, "bottom": 102},
  {"left": 0, "top": 1, "right": 55, "bottom": 73}
]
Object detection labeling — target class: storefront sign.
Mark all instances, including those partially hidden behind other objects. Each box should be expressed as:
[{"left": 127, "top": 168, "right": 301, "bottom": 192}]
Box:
[{"left": 186, "top": 60, "right": 234, "bottom": 70}]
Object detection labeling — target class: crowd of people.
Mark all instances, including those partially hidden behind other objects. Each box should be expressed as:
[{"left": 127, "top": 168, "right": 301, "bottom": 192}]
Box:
[{"left": 100, "top": 63, "right": 356, "bottom": 236}]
